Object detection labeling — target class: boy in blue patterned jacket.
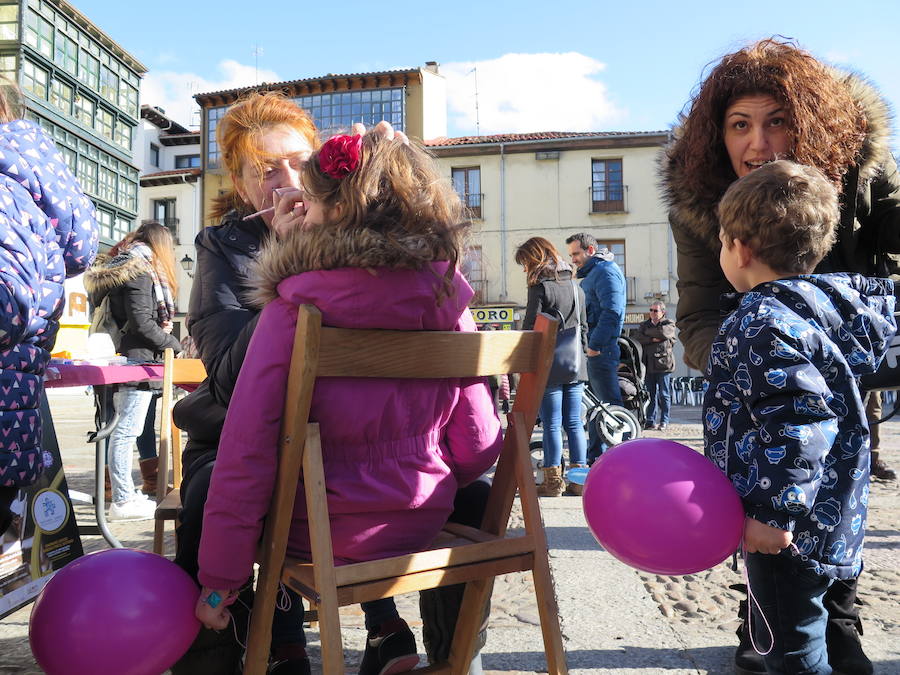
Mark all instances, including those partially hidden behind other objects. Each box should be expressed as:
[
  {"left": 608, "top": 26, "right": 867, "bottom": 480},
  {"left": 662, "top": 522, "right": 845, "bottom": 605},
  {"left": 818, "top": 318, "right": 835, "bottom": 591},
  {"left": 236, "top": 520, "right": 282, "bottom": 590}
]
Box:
[{"left": 704, "top": 161, "right": 896, "bottom": 674}]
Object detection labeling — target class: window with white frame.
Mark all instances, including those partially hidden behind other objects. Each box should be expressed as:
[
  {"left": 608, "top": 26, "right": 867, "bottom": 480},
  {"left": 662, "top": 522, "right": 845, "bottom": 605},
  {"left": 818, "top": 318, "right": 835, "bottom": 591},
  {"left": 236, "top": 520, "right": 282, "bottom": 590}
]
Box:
[
  {"left": 0, "top": 4, "right": 18, "bottom": 40},
  {"left": 22, "top": 58, "right": 48, "bottom": 99},
  {"left": 595, "top": 239, "right": 626, "bottom": 273}
]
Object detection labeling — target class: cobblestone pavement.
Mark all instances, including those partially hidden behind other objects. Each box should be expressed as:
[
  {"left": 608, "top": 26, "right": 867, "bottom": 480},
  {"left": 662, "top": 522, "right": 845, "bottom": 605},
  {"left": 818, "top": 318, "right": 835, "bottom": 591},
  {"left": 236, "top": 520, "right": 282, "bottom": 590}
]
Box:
[{"left": 0, "top": 392, "right": 897, "bottom": 673}]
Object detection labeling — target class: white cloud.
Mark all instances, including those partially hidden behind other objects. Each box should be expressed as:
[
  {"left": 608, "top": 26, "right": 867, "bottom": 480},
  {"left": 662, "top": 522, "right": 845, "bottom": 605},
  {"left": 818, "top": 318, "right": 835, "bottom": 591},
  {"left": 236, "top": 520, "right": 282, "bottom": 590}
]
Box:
[
  {"left": 140, "top": 59, "right": 282, "bottom": 128},
  {"left": 442, "top": 52, "right": 625, "bottom": 136}
]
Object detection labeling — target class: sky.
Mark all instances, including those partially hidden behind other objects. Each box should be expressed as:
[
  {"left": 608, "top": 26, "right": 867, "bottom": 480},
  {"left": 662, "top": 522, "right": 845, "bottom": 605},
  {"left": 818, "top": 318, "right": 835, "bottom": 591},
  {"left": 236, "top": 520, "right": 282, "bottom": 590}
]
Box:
[{"left": 71, "top": 0, "right": 900, "bottom": 140}]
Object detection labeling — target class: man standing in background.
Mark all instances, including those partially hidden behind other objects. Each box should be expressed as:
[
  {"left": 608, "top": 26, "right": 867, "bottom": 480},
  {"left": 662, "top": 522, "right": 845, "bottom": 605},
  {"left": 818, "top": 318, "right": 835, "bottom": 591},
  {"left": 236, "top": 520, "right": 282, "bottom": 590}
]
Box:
[
  {"left": 635, "top": 301, "right": 676, "bottom": 430},
  {"left": 566, "top": 233, "right": 626, "bottom": 461}
]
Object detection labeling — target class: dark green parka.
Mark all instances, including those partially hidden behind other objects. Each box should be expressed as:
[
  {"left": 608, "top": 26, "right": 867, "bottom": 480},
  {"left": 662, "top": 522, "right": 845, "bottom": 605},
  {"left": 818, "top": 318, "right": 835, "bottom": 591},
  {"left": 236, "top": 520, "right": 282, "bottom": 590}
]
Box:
[{"left": 661, "top": 73, "right": 900, "bottom": 371}]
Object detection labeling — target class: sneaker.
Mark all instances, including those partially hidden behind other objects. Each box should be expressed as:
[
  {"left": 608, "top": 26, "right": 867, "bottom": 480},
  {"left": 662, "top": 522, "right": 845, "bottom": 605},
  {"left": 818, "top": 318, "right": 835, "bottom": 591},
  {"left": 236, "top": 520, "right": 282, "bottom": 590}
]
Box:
[
  {"left": 359, "top": 618, "right": 420, "bottom": 675},
  {"left": 108, "top": 496, "right": 155, "bottom": 521},
  {"left": 643, "top": 421, "right": 657, "bottom": 430},
  {"left": 659, "top": 422, "right": 669, "bottom": 431}
]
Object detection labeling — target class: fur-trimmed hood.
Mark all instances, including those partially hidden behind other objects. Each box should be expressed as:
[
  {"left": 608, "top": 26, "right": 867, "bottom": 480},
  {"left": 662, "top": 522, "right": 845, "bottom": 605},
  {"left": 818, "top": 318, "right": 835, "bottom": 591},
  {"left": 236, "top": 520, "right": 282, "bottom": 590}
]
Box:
[
  {"left": 83, "top": 252, "right": 151, "bottom": 303},
  {"left": 660, "top": 71, "right": 895, "bottom": 250},
  {"left": 248, "top": 224, "right": 458, "bottom": 308}
]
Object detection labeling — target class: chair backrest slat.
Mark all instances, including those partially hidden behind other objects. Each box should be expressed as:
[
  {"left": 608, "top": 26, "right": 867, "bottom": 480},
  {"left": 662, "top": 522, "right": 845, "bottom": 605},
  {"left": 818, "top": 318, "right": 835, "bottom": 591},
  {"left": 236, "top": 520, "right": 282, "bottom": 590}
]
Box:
[{"left": 317, "top": 327, "right": 544, "bottom": 379}]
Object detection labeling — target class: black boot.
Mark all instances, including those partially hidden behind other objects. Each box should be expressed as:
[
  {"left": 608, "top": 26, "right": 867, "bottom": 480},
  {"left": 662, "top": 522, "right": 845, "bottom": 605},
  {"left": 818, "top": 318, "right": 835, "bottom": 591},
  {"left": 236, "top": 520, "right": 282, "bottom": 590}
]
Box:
[
  {"left": 734, "top": 595, "right": 766, "bottom": 675},
  {"left": 825, "top": 578, "right": 872, "bottom": 675}
]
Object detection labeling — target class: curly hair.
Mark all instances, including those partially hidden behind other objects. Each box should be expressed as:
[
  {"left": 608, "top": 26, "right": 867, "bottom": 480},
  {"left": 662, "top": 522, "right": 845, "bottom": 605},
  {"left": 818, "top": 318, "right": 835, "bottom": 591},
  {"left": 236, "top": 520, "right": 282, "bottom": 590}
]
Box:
[
  {"left": 211, "top": 92, "right": 319, "bottom": 219},
  {"left": 515, "top": 237, "right": 566, "bottom": 287},
  {"left": 718, "top": 160, "right": 838, "bottom": 275},
  {"left": 302, "top": 133, "right": 468, "bottom": 299},
  {"left": 671, "top": 38, "right": 867, "bottom": 201}
]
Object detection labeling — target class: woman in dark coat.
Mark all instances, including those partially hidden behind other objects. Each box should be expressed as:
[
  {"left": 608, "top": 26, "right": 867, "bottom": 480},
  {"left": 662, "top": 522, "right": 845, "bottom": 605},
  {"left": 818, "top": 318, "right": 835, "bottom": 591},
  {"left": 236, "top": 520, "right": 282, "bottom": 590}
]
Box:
[
  {"left": 516, "top": 237, "right": 589, "bottom": 497},
  {"left": 84, "top": 221, "right": 181, "bottom": 522},
  {"left": 660, "top": 38, "right": 897, "bottom": 675}
]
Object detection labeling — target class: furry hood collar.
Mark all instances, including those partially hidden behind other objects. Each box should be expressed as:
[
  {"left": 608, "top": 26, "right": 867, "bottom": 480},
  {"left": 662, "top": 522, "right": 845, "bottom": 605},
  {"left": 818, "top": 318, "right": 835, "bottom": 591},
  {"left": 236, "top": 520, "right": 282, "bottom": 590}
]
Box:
[
  {"left": 83, "top": 252, "right": 150, "bottom": 300},
  {"left": 248, "top": 224, "right": 456, "bottom": 307},
  {"left": 660, "top": 71, "right": 895, "bottom": 250}
]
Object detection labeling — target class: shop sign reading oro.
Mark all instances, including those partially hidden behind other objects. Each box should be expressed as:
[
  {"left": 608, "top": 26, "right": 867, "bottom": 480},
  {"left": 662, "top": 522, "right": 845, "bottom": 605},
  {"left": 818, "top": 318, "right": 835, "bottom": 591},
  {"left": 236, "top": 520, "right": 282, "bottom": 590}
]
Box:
[{"left": 471, "top": 306, "right": 517, "bottom": 331}]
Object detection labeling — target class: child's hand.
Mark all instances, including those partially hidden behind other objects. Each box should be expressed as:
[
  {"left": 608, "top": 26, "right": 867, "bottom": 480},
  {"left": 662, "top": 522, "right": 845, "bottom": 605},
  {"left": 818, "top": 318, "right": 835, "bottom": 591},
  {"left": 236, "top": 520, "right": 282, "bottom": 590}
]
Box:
[
  {"left": 195, "top": 586, "right": 238, "bottom": 631},
  {"left": 271, "top": 187, "right": 306, "bottom": 239},
  {"left": 743, "top": 517, "right": 793, "bottom": 555}
]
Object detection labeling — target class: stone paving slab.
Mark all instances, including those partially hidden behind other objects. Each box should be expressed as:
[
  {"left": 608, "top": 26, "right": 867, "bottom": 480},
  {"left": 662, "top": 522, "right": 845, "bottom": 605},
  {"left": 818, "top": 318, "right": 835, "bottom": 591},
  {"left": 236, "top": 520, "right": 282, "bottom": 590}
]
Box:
[{"left": 0, "top": 393, "right": 897, "bottom": 674}]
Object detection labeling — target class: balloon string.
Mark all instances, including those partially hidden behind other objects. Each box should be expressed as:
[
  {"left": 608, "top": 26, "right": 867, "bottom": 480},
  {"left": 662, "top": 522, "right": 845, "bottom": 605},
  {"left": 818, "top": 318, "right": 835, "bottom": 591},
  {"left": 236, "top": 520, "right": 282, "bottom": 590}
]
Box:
[
  {"left": 229, "top": 582, "right": 295, "bottom": 652},
  {"left": 742, "top": 542, "right": 775, "bottom": 657}
]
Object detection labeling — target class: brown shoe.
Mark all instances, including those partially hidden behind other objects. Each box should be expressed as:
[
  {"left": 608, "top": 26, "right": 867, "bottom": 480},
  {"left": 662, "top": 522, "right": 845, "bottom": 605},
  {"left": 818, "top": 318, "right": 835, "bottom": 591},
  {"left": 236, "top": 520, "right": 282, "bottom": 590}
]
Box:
[
  {"left": 139, "top": 457, "right": 159, "bottom": 497},
  {"left": 871, "top": 451, "right": 897, "bottom": 481},
  {"left": 537, "top": 466, "right": 564, "bottom": 497}
]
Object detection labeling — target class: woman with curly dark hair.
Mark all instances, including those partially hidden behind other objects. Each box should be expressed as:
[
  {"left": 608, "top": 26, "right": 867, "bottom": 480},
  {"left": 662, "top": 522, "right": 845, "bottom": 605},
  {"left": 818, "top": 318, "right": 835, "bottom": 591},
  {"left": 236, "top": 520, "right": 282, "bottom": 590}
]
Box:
[{"left": 660, "top": 38, "right": 899, "bottom": 675}]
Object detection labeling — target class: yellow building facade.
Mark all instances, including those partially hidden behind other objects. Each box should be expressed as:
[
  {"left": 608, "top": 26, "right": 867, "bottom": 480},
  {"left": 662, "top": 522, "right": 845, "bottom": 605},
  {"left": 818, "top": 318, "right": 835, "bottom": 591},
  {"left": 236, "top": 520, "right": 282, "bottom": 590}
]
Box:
[{"left": 428, "top": 132, "right": 696, "bottom": 375}]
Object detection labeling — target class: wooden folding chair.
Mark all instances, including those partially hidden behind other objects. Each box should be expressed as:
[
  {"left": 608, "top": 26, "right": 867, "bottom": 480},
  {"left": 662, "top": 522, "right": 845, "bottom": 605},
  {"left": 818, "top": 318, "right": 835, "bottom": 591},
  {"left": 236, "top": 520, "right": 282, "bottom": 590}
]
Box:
[
  {"left": 153, "top": 348, "right": 206, "bottom": 556},
  {"left": 243, "top": 305, "right": 566, "bottom": 674}
]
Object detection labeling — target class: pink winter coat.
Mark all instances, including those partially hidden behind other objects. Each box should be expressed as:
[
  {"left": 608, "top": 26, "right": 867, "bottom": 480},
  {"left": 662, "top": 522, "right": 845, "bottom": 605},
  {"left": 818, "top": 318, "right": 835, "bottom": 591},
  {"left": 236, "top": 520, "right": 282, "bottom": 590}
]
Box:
[{"left": 198, "top": 260, "right": 502, "bottom": 591}]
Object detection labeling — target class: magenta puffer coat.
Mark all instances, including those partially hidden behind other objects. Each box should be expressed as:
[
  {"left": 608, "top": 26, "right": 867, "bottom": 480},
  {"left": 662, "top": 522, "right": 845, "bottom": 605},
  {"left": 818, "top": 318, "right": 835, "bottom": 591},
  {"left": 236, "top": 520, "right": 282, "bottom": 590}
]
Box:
[{"left": 198, "top": 263, "right": 502, "bottom": 590}]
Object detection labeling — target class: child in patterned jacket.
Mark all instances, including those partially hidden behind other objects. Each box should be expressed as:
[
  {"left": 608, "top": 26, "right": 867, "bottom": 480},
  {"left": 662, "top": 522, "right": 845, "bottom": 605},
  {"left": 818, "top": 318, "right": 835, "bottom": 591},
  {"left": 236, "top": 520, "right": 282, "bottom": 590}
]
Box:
[
  {"left": 0, "top": 82, "right": 98, "bottom": 529},
  {"left": 703, "top": 160, "right": 896, "bottom": 674}
]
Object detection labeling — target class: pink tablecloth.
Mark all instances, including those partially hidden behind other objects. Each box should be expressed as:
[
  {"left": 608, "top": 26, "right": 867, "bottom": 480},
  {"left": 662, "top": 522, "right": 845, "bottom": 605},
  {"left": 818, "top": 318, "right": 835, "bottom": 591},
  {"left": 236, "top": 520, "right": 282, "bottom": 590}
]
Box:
[{"left": 44, "top": 363, "right": 164, "bottom": 388}]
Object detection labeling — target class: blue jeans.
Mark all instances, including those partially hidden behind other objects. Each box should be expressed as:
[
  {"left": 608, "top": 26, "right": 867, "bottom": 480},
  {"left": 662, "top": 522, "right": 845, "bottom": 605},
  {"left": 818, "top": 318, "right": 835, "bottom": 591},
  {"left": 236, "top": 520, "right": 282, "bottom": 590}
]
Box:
[
  {"left": 539, "top": 382, "right": 587, "bottom": 468},
  {"left": 108, "top": 387, "right": 153, "bottom": 504},
  {"left": 136, "top": 394, "right": 158, "bottom": 461},
  {"left": 586, "top": 349, "right": 622, "bottom": 460},
  {"left": 744, "top": 552, "right": 833, "bottom": 674},
  {"left": 645, "top": 372, "right": 672, "bottom": 426}
]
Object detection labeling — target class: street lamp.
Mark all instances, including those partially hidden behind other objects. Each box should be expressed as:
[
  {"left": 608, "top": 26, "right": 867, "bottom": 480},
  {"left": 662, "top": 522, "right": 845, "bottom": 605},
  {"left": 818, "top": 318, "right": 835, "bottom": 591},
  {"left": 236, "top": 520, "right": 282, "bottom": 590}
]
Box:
[{"left": 180, "top": 254, "right": 195, "bottom": 278}]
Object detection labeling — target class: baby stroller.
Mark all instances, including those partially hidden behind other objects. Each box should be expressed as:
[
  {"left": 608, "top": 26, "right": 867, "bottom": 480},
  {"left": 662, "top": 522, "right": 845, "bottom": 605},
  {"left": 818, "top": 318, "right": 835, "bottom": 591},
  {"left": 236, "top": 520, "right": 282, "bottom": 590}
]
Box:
[{"left": 616, "top": 335, "right": 650, "bottom": 428}]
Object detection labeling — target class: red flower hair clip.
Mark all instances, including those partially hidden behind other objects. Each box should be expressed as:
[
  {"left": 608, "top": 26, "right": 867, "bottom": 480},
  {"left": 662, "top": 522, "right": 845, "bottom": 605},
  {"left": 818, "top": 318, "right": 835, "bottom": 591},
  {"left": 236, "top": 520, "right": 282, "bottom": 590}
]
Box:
[{"left": 319, "top": 134, "right": 363, "bottom": 179}]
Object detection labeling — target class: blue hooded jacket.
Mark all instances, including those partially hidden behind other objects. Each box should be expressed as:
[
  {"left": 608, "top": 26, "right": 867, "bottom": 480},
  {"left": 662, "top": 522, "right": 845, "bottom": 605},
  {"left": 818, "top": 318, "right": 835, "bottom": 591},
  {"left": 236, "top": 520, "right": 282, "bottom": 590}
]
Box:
[
  {"left": 576, "top": 250, "right": 625, "bottom": 352},
  {"left": 704, "top": 274, "right": 896, "bottom": 579},
  {"left": 0, "top": 119, "right": 98, "bottom": 487}
]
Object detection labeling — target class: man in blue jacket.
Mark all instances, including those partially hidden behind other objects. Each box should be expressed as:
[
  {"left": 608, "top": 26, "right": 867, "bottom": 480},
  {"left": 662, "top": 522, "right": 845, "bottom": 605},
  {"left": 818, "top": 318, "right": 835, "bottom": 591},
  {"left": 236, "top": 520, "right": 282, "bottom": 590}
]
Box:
[{"left": 566, "top": 233, "right": 626, "bottom": 460}]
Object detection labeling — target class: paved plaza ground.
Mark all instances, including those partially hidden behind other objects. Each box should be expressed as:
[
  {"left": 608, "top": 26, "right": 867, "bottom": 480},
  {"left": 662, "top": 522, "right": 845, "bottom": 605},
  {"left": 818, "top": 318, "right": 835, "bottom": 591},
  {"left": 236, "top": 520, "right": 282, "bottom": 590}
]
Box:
[{"left": 0, "top": 390, "right": 898, "bottom": 674}]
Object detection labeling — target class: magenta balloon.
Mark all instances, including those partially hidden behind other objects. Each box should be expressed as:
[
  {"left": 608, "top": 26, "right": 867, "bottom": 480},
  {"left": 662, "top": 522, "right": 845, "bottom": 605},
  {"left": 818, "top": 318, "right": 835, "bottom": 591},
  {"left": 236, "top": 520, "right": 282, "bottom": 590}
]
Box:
[
  {"left": 582, "top": 438, "right": 744, "bottom": 575},
  {"left": 29, "top": 548, "right": 201, "bottom": 675}
]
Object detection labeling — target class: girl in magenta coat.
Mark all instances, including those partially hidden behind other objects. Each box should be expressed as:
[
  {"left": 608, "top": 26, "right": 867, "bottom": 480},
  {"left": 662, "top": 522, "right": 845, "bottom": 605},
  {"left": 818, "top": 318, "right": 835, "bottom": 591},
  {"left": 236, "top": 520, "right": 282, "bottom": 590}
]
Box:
[{"left": 196, "top": 132, "right": 502, "bottom": 674}]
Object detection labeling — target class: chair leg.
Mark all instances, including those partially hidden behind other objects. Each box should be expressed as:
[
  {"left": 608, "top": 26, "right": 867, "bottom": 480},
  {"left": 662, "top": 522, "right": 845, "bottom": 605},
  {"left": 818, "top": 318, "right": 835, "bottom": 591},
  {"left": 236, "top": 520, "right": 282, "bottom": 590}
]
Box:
[
  {"left": 512, "top": 415, "right": 569, "bottom": 674},
  {"left": 243, "top": 580, "right": 276, "bottom": 675},
  {"left": 152, "top": 517, "right": 165, "bottom": 556},
  {"left": 447, "top": 579, "right": 493, "bottom": 675}
]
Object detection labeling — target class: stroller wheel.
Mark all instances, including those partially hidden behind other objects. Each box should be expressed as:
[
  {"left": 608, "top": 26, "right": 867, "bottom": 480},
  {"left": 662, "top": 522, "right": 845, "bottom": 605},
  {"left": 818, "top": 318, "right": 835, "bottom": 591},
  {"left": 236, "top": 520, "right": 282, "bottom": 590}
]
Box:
[
  {"left": 530, "top": 440, "right": 544, "bottom": 470},
  {"left": 594, "top": 405, "right": 642, "bottom": 446}
]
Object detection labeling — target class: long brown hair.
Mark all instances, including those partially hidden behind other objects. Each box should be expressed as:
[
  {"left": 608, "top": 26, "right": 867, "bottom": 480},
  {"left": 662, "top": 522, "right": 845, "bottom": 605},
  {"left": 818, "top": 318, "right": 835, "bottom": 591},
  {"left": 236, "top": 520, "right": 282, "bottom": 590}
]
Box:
[
  {"left": 515, "top": 237, "right": 565, "bottom": 286},
  {"left": 210, "top": 92, "right": 320, "bottom": 219},
  {"left": 111, "top": 221, "right": 178, "bottom": 294},
  {"left": 670, "top": 38, "right": 866, "bottom": 200},
  {"left": 301, "top": 133, "right": 467, "bottom": 298}
]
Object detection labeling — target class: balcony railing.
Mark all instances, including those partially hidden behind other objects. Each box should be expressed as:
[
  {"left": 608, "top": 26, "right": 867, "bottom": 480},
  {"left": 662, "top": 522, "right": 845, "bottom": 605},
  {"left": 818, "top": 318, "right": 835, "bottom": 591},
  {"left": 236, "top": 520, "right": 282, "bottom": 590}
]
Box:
[
  {"left": 462, "top": 193, "right": 483, "bottom": 220},
  {"left": 469, "top": 278, "right": 488, "bottom": 305}
]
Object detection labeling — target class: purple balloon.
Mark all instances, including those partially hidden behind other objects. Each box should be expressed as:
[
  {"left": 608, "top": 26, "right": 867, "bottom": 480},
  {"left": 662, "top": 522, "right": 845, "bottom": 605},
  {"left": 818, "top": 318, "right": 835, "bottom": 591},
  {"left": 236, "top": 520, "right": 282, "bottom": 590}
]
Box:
[
  {"left": 582, "top": 438, "right": 744, "bottom": 575},
  {"left": 29, "top": 548, "right": 201, "bottom": 675}
]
